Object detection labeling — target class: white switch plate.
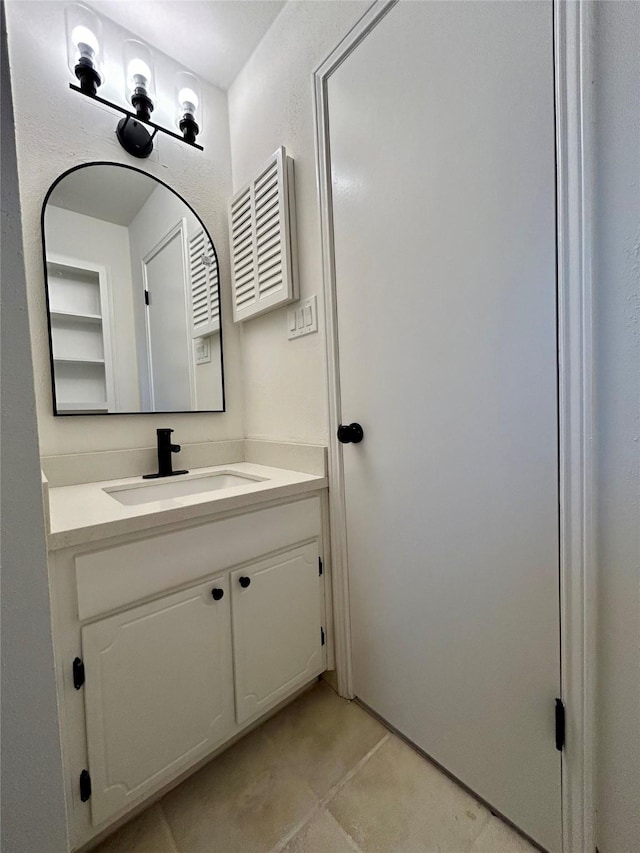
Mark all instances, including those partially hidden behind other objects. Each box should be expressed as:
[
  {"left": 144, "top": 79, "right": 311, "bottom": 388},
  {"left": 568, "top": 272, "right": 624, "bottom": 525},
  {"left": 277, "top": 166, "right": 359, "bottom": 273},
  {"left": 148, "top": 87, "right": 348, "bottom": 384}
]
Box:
[
  {"left": 194, "top": 337, "right": 211, "bottom": 365},
  {"left": 288, "top": 296, "right": 318, "bottom": 340}
]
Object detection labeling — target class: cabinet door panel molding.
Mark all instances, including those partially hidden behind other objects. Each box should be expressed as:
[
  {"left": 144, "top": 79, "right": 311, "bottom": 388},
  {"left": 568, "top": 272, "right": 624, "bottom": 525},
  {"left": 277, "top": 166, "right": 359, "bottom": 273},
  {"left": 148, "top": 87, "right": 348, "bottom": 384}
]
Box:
[{"left": 82, "top": 576, "right": 234, "bottom": 825}]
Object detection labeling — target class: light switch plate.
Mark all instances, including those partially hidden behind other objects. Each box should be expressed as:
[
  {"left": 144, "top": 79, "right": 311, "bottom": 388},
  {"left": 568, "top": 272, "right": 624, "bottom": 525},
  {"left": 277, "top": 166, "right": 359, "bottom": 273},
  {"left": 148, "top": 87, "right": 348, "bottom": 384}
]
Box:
[
  {"left": 288, "top": 296, "right": 318, "bottom": 340},
  {"left": 194, "top": 337, "right": 211, "bottom": 365}
]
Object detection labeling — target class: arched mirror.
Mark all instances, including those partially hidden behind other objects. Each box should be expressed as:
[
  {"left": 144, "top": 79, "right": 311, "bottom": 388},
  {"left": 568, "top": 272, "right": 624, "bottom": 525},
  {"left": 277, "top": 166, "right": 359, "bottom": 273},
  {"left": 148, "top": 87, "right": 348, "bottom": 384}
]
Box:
[{"left": 42, "top": 162, "right": 224, "bottom": 415}]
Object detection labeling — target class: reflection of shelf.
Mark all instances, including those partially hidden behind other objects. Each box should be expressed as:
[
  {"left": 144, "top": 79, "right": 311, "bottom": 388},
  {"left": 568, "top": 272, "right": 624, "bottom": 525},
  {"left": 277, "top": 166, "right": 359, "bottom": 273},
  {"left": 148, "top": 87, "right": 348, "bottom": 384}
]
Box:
[
  {"left": 53, "top": 357, "right": 105, "bottom": 365},
  {"left": 47, "top": 255, "right": 114, "bottom": 413},
  {"left": 57, "top": 401, "right": 108, "bottom": 412},
  {"left": 50, "top": 310, "right": 102, "bottom": 324}
]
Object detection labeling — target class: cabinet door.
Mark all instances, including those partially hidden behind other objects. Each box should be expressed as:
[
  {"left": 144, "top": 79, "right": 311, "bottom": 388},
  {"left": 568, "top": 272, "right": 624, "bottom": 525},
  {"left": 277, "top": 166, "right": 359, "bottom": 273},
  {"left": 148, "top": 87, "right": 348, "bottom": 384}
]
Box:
[
  {"left": 81, "top": 576, "right": 234, "bottom": 826},
  {"left": 231, "top": 543, "right": 325, "bottom": 724}
]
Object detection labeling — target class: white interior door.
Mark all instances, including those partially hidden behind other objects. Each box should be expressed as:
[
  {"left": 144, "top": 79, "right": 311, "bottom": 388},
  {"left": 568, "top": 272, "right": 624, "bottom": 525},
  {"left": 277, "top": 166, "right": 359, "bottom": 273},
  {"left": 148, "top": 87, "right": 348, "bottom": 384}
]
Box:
[
  {"left": 143, "top": 221, "right": 194, "bottom": 411},
  {"left": 328, "top": 2, "right": 561, "bottom": 850}
]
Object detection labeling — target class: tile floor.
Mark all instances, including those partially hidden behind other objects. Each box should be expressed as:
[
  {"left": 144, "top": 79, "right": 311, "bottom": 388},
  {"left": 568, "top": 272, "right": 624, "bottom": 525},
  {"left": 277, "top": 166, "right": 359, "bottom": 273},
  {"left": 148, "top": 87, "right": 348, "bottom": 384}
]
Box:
[{"left": 94, "top": 681, "right": 537, "bottom": 853}]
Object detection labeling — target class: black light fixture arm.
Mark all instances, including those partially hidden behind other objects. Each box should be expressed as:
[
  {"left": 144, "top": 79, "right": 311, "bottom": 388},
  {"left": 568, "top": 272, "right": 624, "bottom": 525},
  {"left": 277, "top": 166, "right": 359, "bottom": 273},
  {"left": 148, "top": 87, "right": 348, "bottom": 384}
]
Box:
[
  {"left": 69, "top": 84, "right": 204, "bottom": 152},
  {"left": 131, "top": 86, "right": 154, "bottom": 123},
  {"left": 179, "top": 113, "right": 199, "bottom": 145},
  {"left": 74, "top": 57, "right": 101, "bottom": 95}
]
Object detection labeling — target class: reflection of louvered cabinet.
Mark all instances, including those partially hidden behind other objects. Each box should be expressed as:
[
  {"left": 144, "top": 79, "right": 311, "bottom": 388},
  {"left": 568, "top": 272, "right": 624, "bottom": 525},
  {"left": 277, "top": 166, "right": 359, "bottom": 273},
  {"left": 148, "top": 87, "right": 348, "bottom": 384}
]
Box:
[
  {"left": 229, "top": 147, "right": 299, "bottom": 322},
  {"left": 188, "top": 229, "right": 220, "bottom": 338}
]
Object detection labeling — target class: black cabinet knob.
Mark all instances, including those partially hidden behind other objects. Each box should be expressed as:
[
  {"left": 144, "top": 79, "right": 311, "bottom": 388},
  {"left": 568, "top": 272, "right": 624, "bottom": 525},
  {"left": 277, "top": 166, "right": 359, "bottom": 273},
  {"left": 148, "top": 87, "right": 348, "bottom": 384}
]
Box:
[
  {"left": 211, "top": 587, "right": 224, "bottom": 601},
  {"left": 239, "top": 576, "right": 251, "bottom": 589},
  {"left": 337, "top": 422, "right": 364, "bottom": 444}
]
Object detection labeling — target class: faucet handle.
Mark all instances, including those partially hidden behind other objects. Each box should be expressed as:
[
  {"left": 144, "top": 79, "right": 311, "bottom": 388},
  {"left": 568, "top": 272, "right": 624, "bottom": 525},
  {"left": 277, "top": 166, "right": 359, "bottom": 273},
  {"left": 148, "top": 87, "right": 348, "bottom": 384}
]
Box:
[{"left": 171, "top": 443, "right": 181, "bottom": 453}]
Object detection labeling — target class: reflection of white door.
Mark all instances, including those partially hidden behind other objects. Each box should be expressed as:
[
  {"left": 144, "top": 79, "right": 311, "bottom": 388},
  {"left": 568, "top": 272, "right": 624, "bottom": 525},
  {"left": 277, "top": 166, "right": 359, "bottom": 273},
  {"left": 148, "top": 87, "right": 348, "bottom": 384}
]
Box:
[
  {"left": 143, "top": 220, "right": 194, "bottom": 411},
  {"left": 327, "top": 2, "right": 561, "bottom": 851}
]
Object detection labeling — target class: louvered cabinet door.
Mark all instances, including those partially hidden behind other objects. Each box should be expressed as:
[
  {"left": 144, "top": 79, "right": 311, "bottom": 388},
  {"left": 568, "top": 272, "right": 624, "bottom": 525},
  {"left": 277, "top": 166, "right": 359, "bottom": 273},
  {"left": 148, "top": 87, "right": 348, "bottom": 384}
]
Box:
[
  {"left": 229, "top": 147, "right": 299, "bottom": 322},
  {"left": 230, "top": 186, "right": 256, "bottom": 316},
  {"left": 188, "top": 229, "right": 220, "bottom": 338}
]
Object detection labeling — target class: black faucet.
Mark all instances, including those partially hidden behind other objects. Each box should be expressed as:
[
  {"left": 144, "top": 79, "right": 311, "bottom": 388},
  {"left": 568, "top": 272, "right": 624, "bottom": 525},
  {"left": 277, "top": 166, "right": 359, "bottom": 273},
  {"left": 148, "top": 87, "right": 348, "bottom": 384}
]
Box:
[{"left": 143, "top": 428, "right": 189, "bottom": 479}]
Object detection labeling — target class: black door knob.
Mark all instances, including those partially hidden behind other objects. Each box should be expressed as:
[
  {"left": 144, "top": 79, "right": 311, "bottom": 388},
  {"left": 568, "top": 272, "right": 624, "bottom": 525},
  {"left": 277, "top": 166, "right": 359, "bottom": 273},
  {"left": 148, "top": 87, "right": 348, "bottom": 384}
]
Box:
[
  {"left": 337, "top": 422, "right": 364, "bottom": 444},
  {"left": 239, "top": 576, "right": 251, "bottom": 588},
  {"left": 211, "top": 587, "right": 224, "bottom": 601}
]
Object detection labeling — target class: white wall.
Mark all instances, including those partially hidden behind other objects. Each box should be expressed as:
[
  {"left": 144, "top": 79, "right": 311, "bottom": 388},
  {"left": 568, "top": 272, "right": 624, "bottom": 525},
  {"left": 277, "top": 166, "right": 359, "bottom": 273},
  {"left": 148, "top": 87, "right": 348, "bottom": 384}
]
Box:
[
  {"left": 128, "top": 184, "right": 223, "bottom": 411},
  {"left": 5, "top": 0, "right": 242, "bottom": 457},
  {"left": 228, "top": 0, "right": 368, "bottom": 444},
  {"left": 0, "top": 6, "right": 68, "bottom": 850},
  {"left": 593, "top": 3, "right": 640, "bottom": 851},
  {"left": 45, "top": 205, "right": 141, "bottom": 411}
]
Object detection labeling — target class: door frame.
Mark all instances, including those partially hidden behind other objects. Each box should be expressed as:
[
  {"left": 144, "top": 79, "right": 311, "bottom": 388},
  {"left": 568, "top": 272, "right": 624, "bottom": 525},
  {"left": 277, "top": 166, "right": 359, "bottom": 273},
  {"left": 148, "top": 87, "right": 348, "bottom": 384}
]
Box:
[{"left": 312, "top": 2, "right": 595, "bottom": 851}]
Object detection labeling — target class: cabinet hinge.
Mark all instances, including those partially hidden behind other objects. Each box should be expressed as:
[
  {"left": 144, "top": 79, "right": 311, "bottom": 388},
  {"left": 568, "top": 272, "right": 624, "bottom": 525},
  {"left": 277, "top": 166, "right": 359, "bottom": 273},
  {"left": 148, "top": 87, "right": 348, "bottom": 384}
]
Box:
[
  {"left": 555, "top": 698, "right": 565, "bottom": 751},
  {"left": 321, "top": 627, "right": 325, "bottom": 646},
  {"left": 318, "top": 557, "right": 323, "bottom": 576},
  {"left": 144, "top": 290, "right": 150, "bottom": 306},
  {"left": 72, "top": 657, "right": 85, "bottom": 690},
  {"left": 79, "top": 769, "right": 92, "bottom": 802}
]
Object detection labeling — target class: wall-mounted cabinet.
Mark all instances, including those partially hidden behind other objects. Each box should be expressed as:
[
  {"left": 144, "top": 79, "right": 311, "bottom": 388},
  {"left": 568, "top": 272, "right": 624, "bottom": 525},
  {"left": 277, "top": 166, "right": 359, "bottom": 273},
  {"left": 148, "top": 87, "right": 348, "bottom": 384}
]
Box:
[
  {"left": 229, "top": 146, "right": 299, "bottom": 322},
  {"left": 46, "top": 256, "right": 114, "bottom": 413}
]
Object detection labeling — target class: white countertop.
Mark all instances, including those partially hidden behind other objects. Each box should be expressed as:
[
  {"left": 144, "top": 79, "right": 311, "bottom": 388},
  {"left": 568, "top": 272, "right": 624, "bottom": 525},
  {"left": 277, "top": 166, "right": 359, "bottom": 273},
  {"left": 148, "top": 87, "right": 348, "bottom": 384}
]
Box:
[{"left": 47, "top": 463, "right": 328, "bottom": 551}]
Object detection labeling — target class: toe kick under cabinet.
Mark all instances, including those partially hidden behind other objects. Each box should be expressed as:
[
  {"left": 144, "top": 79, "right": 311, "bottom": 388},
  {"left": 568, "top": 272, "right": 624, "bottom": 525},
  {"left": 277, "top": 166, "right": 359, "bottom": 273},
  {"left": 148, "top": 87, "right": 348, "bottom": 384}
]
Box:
[{"left": 48, "top": 494, "right": 329, "bottom": 849}]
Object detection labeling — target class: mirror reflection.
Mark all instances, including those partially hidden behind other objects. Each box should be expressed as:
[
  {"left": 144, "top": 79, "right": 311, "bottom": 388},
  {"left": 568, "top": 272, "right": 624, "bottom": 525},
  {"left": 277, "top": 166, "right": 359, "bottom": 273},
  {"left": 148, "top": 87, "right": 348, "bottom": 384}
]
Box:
[{"left": 42, "top": 163, "right": 224, "bottom": 415}]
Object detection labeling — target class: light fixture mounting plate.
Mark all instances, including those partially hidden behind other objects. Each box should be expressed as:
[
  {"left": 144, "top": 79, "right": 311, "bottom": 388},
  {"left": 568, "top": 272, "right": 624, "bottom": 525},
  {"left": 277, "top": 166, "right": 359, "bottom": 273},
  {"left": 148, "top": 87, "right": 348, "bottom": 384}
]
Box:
[{"left": 116, "top": 116, "right": 154, "bottom": 159}]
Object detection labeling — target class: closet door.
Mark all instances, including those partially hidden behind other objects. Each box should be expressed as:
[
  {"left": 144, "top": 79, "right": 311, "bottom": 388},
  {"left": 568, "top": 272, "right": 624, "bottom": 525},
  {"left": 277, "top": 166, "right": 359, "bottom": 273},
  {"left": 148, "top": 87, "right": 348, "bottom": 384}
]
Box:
[{"left": 327, "top": 2, "right": 561, "bottom": 850}]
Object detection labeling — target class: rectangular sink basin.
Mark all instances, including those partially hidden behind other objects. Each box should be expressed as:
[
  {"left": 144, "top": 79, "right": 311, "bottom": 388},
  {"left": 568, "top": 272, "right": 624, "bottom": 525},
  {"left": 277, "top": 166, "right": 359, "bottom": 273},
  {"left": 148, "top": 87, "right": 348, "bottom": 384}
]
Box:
[{"left": 104, "top": 471, "right": 266, "bottom": 506}]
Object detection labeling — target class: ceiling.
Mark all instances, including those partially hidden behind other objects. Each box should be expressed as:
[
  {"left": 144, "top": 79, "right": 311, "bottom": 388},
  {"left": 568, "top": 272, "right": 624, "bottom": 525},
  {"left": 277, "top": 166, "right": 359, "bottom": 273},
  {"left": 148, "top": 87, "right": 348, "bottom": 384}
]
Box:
[
  {"left": 88, "top": 0, "right": 286, "bottom": 90},
  {"left": 48, "top": 165, "right": 158, "bottom": 226}
]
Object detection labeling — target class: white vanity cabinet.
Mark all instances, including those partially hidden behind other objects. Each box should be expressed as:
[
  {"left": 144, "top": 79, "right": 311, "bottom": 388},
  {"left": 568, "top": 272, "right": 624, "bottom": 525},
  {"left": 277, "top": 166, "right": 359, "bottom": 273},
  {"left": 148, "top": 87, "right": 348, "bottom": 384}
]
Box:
[
  {"left": 232, "top": 543, "right": 324, "bottom": 723},
  {"left": 81, "top": 575, "right": 235, "bottom": 826},
  {"left": 49, "top": 492, "right": 329, "bottom": 850}
]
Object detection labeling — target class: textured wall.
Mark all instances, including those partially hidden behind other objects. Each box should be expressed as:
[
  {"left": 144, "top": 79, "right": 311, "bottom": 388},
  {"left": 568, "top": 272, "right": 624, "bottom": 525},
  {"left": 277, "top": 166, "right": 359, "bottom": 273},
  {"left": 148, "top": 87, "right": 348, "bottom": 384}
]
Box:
[
  {"left": 593, "top": 3, "right": 640, "bottom": 851},
  {"left": 0, "top": 5, "right": 68, "bottom": 850},
  {"left": 5, "top": 0, "right": 243, "bottom": 456},
  {"left": 228, "top": 0, "right": 368, "bottom": 444}
]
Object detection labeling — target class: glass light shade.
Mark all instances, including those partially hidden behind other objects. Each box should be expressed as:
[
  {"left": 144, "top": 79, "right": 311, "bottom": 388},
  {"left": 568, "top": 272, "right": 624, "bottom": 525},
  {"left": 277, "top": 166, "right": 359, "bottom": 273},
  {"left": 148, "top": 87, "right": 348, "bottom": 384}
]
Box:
[
  {"left": 72, "top": 25, "right": 99, "bottom": 57},
  {"left": 123, "top": 40, "right": 155, "bottom": 101},
  {"left": 175, "top": 71, "right": 202, "bottom": 129},
  {"left": 127, "top": 58, "right": 151, "bottom": 89},
  {"left": 66, "top": 3, "right": 103, "bottom": 79},
  {"left": 178, "top": 88, "right": 199, "bottom": 113}
]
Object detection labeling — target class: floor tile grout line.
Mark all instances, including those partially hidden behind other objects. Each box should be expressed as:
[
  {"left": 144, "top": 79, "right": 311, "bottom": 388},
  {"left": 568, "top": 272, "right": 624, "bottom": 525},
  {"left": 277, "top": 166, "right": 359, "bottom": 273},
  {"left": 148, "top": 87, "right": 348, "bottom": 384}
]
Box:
[
  {"left": 268, "top": 733, "right": 390, "bottom": 853},
  {"left": 320, "top": 732, "right": 391, "bottom": 808},
  {"left": 329, "top": 818, "right": 363, "bottom": 853},
  {"left": 268, "top": 800, "right": 324, "bottom": 853}
]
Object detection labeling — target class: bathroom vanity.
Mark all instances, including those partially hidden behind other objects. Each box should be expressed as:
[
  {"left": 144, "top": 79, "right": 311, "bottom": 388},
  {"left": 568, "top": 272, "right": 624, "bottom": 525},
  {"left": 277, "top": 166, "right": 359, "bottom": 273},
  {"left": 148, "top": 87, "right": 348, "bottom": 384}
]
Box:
[{"left": 45, "top": 462, "right": 330, "bottom": 850}]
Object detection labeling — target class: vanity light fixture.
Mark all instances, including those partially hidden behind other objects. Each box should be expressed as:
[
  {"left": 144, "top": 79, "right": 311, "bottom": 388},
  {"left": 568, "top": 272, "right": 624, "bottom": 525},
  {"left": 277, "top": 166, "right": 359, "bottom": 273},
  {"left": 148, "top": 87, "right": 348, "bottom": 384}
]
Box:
[
  {"left": 65, "top": 6, "right": 204, "bottom": 156},
  {"left": 66, "top": 3, "right": 103, "bottom": 95},
  {"left": 176, "top": 72, "right": 201, "bottom": 144}
]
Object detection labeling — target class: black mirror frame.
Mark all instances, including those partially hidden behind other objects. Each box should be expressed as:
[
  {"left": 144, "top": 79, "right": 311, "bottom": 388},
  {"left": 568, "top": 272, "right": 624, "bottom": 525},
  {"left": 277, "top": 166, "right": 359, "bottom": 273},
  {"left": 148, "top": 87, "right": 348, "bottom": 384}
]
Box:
[{"left": 41, "top": 161, "right": 226, "bottom": 416}]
